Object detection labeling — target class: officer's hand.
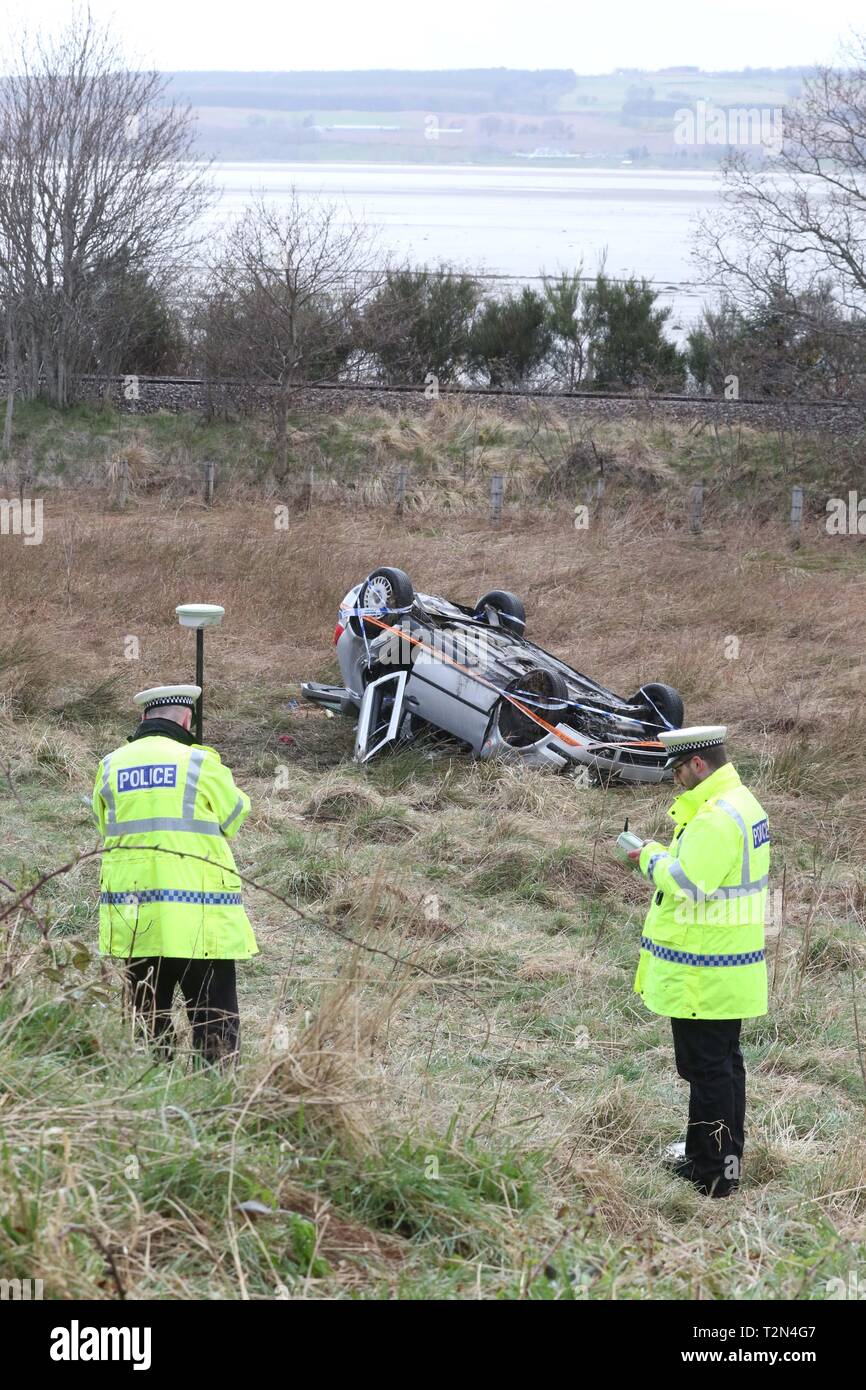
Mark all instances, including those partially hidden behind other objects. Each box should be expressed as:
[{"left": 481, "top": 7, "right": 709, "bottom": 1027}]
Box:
[{"left": 626, "top": 848, "right": 642, "bottom": 863}]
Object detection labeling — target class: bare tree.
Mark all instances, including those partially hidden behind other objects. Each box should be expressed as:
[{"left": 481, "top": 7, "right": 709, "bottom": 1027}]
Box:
[
  {"left": 2, "top": 286, "right": 16, "bottom": 453},
  {"left": 201, "top": 193, "right": 381, "bottom": 474},
  {"left": 0, "top": 11, "right": 211, "bottom": 418},
  {"left": 693, "top": 32, "right": 866, "bottom": 391}
]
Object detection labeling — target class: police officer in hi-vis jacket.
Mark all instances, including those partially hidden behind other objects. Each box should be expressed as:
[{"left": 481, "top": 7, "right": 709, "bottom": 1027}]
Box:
[
  {"left": 623, "top": 725, "right": 769, "bottom": 1198},
  {"left": 92, "top": 685, "right": 257, "bottom": 1064}
]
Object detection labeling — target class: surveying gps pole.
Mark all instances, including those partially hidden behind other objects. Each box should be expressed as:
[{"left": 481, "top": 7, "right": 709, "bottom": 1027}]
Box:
[{"left": 175, "top": 604, "right": 225, "bottom": 744}]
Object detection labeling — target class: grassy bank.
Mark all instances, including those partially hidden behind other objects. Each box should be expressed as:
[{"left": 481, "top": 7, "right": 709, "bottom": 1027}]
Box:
[
  {"left": 0, "top": 406, "right": 864, "bottom": 1298},
  {"left": 3, "top": 396, "right": 864, "bottom": 516}
]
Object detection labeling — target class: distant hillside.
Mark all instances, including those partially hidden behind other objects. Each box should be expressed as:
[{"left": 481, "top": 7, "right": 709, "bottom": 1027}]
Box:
[
  {"left": 166, "top": 69, "right": 576, "bottom": 113},
  {"left": 167, "top": 66, "right": 816, "bottom": 166}
]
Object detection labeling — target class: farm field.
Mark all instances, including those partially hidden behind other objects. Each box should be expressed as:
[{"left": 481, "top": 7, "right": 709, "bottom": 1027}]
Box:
[{"left": 173, "top": 67, "right": 805, "bottom": 165}]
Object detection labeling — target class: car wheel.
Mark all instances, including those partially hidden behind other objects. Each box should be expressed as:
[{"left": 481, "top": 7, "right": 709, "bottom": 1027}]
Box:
[
  {"left": 473, "top": 589, "right": 526, "bottom": 637},
  {"left": 355, "top": 566, "right": 415, "bottom": 638},
  {"left": 628, "top": 682, "right": 684, "bottom": 731},
  {"left": 497, "top": 668, "right": 569, "bottom": 747}
]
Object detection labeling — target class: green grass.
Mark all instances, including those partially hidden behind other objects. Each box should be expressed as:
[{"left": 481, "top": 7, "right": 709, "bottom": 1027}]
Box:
[{"left": 1, "top": 730, "right": 864, "bottom": 1298}]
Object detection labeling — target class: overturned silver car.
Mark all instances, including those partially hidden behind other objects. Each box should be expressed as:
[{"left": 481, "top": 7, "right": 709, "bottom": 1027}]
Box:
[{"left": 301, "top": 566, "right": 684, "bottom": 783}]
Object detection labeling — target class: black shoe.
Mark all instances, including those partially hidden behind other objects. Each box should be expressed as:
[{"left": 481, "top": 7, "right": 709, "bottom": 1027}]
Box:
[
  {"left": 703, "top": 1177, "right": 739, "bottom": 1199},
  {"left": 671, "top": 1161, "right": 739, "bottom": 1198},
  {"left": 672, "top": 1159, "right": 700, "bottom": 1183}
]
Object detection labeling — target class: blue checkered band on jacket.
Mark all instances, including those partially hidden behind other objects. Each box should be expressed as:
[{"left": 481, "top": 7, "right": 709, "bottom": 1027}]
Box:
[
  {"left": 639, "top": 936, "right": 764, "bottom": 967},
  {"left": 100, "top": 889, "right": 243, "bottom": 906}
]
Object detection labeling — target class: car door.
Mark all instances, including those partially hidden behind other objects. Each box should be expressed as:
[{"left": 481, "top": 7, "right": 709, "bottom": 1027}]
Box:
[
  {"left": 354, "top": 670, "right": 408, "bottom": 763},
  {"left": 402, "top": 627, "right": 498, "bottom": 751}
]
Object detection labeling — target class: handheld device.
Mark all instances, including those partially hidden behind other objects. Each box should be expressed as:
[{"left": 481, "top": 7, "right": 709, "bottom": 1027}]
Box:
[{"left": 614, "top": 816, "right": 644, "bottom": 863}]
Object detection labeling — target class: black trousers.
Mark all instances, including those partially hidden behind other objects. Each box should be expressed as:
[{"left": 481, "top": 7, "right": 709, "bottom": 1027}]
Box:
[
  {"left": 125, "top": 956, "right": 240, "bottom": 1066},
  {"left": 670, "top": 1017, "right": 745, "bottom": 1197}
]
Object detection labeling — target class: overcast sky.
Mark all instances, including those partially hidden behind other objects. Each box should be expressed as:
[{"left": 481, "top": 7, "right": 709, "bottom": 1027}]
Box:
[{"left": 4, "top": 0, "right": 862, "bottom": 72}]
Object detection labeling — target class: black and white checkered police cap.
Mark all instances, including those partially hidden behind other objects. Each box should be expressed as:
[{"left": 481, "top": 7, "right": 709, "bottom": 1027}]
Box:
[
  {"left": 134, "top": 685, "right": 201, "bottom": 714},
  {"left": 658, "top": 725, "right": 728, "bottom": 770}
]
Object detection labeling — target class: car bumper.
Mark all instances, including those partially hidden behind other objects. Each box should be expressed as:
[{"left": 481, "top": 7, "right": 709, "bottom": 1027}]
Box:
[{"left": 479, "top": 718, "right": 670, "bottom": 782}]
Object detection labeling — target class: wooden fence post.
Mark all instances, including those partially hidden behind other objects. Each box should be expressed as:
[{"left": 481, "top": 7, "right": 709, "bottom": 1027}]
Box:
[
  {"left": 395, "top": 466, "right": 408, "bottom": 516},
  {"left": 790, "top": 485, "right": 803, "bottom": 546},
  {"left": 690, "top": 481, "right": 703, "bottom": 534},
  {"left": 490, "top": 472, "right": 504, "bottom": 526},
  {"left": 117, "top": 458, "right": 129, "bottom": 510},
  {"left": 203, "top": 460, "right": 215, "bottom": 507}
]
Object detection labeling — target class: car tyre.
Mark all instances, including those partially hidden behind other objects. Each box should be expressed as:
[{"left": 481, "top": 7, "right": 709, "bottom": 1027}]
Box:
[
  {"left": 474, "top": 589, "right": 526, "bottom": 637},
  {"left": 497, "top": 668, "right": 569, "bottom": 747},
  {"left": 628, "top": 682, "right": 684, "bottom": 731},
  {"left": 354, "top": 566, "right": 415, "bottom": 638}
]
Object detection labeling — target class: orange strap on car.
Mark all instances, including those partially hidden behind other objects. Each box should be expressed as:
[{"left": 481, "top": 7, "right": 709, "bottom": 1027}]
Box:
[{"left": 360, "top": 613, "right": 664, "bottom": 753}]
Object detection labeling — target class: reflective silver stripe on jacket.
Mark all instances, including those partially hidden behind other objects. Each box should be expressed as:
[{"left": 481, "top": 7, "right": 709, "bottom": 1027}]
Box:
[
  {"left": 668, "top": 860, "right": 704, "bottom": 899},
  {"left": 221, "top": 796, "right": 244, "bottom": 833},
  {"left": 668, "top": 859, "right": 768, "bottom": 900},
  {"left": 715, "top": 798, "right": 751, "bottom": 885},
  {"left": 100, "top": 754, "right": 116, "bottom": 821},
  {"left": 183, "top": 747, "right": 207, "bottom": 820},
  {"left": 711, "top": 875, "right": 769, "bottom": 898},
  {"left": 103, "top": 816, "right": 222, "bottom": 837}
]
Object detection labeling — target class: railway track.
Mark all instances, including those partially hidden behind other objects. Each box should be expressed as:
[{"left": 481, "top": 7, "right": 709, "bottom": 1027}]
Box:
[{"left": 84, "top": 373, "right": 863, "bottom": 410}]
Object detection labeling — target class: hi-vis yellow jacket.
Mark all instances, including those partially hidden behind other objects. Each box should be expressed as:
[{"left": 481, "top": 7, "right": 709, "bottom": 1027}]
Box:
[
  {"left": 634, "top": 763, "right": 769, "bottom": 1020},
  {"left": 92, "top": 734, "right": 258, "bottom": 960}
]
